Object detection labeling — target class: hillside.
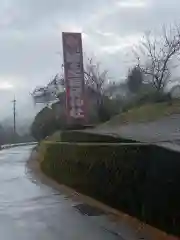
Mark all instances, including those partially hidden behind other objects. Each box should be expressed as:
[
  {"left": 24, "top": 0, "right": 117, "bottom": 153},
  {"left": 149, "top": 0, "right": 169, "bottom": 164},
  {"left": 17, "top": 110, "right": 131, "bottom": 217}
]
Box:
[
  {"left": 81, "top": 101, "right": 180, "bottom": 143},
  {"left": 99, "top": 101, "right": 180, "bottom": 128}
]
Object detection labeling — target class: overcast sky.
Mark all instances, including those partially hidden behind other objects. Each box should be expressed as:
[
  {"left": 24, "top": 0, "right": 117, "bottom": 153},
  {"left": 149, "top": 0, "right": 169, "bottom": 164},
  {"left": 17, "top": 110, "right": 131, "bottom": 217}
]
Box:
[{"left": 0, "top": 0, "right": 180, "bottom": 122}]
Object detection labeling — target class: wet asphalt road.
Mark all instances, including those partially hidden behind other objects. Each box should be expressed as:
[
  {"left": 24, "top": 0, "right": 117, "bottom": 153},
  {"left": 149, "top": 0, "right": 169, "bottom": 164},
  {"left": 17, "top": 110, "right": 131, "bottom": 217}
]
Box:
[{"left": 0, "top": 145, "right": 124, "bottom": 240}]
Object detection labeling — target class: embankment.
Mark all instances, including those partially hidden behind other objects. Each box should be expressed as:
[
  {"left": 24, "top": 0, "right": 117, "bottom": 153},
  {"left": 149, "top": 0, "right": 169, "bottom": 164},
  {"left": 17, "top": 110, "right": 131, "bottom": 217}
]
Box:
[{"left": 37, "top": 131, "right": 180, "bottom": 237}]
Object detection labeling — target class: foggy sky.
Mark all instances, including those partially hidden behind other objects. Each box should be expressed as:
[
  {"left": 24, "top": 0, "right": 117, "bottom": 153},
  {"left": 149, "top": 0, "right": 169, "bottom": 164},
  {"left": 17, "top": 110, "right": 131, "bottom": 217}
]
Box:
[{"left": 0, "top": 0, "right": 180, "bottom": 122}]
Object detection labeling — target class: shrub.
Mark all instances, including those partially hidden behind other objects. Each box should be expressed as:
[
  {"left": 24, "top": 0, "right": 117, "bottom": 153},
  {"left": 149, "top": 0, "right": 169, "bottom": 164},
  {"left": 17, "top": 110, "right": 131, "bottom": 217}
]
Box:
[
  {"left": 60, "top": 131, "right": 136, "bottom": 143},
  {"left": 121, "top": 92, "right": 172, "bottom": 113},
  {"left": 137, "top": 91, "right": 172, "bottom": 105},
  {"left": 41, "top": 142, "right": 180, "bottom": 236}
]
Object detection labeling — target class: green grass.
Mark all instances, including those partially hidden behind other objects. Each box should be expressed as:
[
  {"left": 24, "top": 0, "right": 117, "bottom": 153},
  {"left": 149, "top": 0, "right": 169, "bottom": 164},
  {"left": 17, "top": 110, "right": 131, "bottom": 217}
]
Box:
[
  {"left": 100, "top": 100, "right": 180, "bottom": 127},
  {"left": 45, "top": 131, "right": 61, "bottom": 141}
]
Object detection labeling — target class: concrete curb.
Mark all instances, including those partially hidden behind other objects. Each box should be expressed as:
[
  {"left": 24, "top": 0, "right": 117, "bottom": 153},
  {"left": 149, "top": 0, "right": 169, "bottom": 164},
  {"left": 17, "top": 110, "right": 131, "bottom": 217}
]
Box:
[{"left": 1, "top": 142, "right": 37, "bottom": 150}]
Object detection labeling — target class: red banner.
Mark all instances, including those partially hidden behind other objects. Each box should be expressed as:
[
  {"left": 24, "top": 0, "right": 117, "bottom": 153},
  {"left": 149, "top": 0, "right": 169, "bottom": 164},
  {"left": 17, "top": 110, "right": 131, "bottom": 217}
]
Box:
[{"left": 62, "top": 32, "right": 85, "bottom": 123}]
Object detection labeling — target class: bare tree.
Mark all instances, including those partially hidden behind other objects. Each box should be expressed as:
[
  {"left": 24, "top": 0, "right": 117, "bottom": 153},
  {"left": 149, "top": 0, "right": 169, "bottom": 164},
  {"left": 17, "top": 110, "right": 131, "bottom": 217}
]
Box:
[
  {"left": 84, "top": 58, "right": 116, "bottom": 121},
  {"left": 32, "top": 58, "right": 111, "bottom": 118},
  {"left": 84, "top": 58, "right": 109, "bottom": 105},
  {"left": 135, "top": 25, "right": 180, "bottom": 91},
  {"left": 52, "top": 59, "right": 109, "bottom": 96}
]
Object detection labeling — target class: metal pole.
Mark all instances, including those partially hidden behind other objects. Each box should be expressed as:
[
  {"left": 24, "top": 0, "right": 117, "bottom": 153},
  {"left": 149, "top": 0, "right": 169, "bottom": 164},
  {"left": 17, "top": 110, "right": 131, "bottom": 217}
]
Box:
[{"left": 12, "top": 98, "right": 16, "bottom": 138}]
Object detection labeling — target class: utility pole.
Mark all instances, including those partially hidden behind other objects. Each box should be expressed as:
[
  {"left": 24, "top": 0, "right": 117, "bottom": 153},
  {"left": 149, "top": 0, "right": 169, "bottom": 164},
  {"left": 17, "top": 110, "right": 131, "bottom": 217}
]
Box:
[{"left": 12, "top": 98, "right": 16, "bottom": 141}]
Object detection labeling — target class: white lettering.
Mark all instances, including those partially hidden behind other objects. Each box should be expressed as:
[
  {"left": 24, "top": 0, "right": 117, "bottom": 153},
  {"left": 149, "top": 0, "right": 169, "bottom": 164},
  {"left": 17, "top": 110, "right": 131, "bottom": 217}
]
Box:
[
  {"left": 70, "top": 98, "right": 83, "bottom": 108},
  {"left": 66, "top": 52, "right": 80, "bottom": 63},
  {"left": 70, "top": 107, "right": 84, "bottom": 118},
  {"left": 69, "top": 62, "right": 80, "bottom": 71},
  {"left": 69, "top": 78, "right": 82, "bottom": 87},
  {"left": 70, "top": 87, "right": 81, "bottom": 97},
  {"left": 67, "top": 69, "right": 81, "bottom": 78},
  {"left": 75, "top": 99, "right": 84, "bottom": 107}
]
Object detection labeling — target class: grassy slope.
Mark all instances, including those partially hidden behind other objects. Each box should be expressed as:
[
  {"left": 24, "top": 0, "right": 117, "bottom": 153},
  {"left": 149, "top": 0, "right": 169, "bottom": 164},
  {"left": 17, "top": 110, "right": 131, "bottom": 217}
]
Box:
[
  {"left": 45, "top": 131, "right": 61, "bottom": 141},
  {"left": 100, "top": 100, "right": 180, "bottom": 127}
]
